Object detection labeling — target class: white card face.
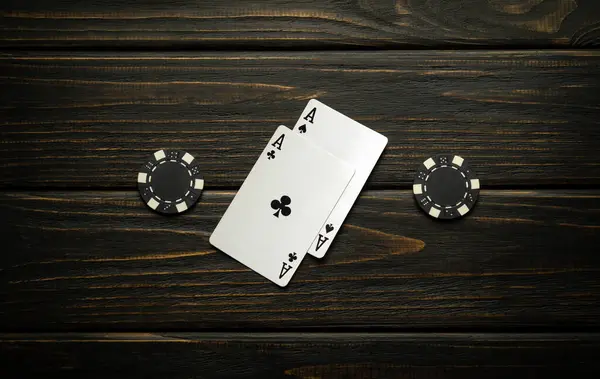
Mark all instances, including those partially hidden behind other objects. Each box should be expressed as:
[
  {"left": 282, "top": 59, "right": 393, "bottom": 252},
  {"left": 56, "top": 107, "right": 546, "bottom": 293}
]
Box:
[
  {"left": 209, "top": 125, "right": 355, "bottom": 287},
  {"left": 294, "top": 99, "right": 388, "bottom": 258}
]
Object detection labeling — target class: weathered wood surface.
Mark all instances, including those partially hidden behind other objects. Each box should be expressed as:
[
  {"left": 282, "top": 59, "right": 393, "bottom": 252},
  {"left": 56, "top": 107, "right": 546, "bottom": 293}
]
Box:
[
  {"left": 1, "top": 333, "right": 599, "bottom": 379},
  {"left": 1, "top": 0, "right": 599, "bottom": 48},
  {"left": 2, "top": 190, "right": 599, "bottom": 330},
  {"left": 3, "top": 0, "right": 599, "bottom": 376},
  {"left": 1, "top": 51, "right": 600, "bottom": 189}
]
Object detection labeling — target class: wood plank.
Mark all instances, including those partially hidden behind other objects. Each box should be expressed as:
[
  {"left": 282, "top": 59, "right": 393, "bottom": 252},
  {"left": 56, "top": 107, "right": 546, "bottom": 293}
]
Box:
[
  {"left": 1, "top": 51, "right": 600, "bottom": 188},
  {"left": 2, "top": 190, "right": 599, "bottom": 330},
  {"left": 1, "top": 0, "right": 598, "bottom": 48},
  {"left": 1, "top": 333, "right": 599, "bottom": 378}
]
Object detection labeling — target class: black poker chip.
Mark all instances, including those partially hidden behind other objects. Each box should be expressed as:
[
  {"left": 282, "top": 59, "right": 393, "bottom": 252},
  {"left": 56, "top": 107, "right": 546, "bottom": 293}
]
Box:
[
  {"left": 413, "top": 154, "right": 480, "bottom": 219},
  {"left": 137, "top": 149, "right": 204, "bottom": 215}
]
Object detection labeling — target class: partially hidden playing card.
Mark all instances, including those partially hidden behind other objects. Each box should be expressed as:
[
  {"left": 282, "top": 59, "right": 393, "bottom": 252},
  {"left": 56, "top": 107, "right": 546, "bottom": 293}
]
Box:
[
  {"left": 294, "top": 99, "right": 388, "bottom": 258},
  {"left": 209, "top": 125, "right": 355, "bottom": 287}
]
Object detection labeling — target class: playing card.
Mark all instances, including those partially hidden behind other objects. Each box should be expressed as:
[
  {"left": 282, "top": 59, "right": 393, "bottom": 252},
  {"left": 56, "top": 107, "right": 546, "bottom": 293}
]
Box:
[
  {"left": 294, "top": 99, "right": 388, "bottom": 258},
  {"left": 209, "top": 125, "right": 355, "bottom": 287}
]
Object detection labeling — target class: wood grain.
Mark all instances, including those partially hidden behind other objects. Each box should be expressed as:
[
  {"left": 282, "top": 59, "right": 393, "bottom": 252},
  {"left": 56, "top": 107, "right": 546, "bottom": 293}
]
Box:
[
  {"left": 2, "top": 190, "right": 599, "bottom": 330},
  {"left": 1, "top": 0, "right": 599, "bottom": 48},
  {"left": 3, "top": 0, "right": 598, "bottom": 373},
  {"left": 1, "top": 51, "right": 600, "bottom": 189},
  {"left": 1, "top": 333, "right": 599, "bottom": 378}
]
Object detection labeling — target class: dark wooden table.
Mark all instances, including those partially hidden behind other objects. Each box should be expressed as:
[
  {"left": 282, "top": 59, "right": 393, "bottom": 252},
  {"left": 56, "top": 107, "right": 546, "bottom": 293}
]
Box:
[{"left": 2, "top": 1, "right": 600, "bottom": 378}]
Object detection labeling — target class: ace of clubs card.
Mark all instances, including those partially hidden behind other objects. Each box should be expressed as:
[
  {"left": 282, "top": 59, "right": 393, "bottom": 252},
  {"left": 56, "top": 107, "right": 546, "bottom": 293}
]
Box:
[{"left": 209, "top": 125, "right": 355, "bottom": 286}]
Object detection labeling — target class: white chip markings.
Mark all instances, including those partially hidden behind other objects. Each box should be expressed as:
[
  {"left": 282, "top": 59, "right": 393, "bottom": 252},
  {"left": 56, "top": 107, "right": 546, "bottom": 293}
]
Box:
[
  {"left": 452, "top": 155, "right": 464, "bottom": 167},
  {"left": 154, "top": 150, "right": 166, "bottom": 161},
  {"left": 147, "top": 198, "right": 159, "bottom": 210},
  {"left": 429, "top": 207, "right": 441, "bottom": 218},
  {"left": 471, "top": 179, "right": 480, "bottom": 190},
  {"left": 182, "top": 152, "right": 194, "bottom": 165},
  {"left": 137, "top": 172, "right": 147, "bottom": 183},
  {"left": 194, "top": 179, "right": 205, "bottom": 190},
  {"left": 457, "top": 204, "right": 470, "bottom": 215},
  {"left": 176, "top": 202, "right": 188, "bottom": 213},
  {"left": 424, "top": 158, "right": 436, "bottom": 169}
]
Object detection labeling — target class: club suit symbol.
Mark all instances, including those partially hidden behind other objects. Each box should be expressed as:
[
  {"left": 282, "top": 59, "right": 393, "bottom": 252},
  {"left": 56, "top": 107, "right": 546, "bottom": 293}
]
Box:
[
  {"left": 271, "top": 195, "right": 291, "bottom": 218},
  {"left": 288, "top": 253, "right": 297, "bottom": 262},
  {"left": 267, "top": 150, "right": 276, "bottom": 160}
]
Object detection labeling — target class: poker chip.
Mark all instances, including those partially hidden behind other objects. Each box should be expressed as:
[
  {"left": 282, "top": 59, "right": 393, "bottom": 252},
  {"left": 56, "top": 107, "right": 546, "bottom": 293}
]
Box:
[
  {"left": 413, "top": 154, "right": 480, "bottom": 220},
  {"left": 137, "top": 149, "right": 204, "bottom": 215}
]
